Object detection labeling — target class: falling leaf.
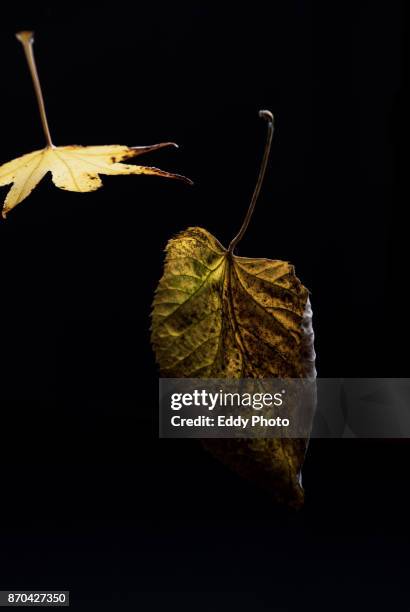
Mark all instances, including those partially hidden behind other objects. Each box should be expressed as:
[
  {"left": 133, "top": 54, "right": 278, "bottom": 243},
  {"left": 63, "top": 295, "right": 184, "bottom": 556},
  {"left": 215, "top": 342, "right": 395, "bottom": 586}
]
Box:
[
  {"left": 0, "top": 142, "right": 191, "bottom": 218},
  {"left": 151, "top": 111, "right": 316, "bottom": 508},
  {"left": 0, "top": 31, "right": 191, "bottom": 218},
  {"left": 151, "top": 227, "right": 315, "bottom": 506}
]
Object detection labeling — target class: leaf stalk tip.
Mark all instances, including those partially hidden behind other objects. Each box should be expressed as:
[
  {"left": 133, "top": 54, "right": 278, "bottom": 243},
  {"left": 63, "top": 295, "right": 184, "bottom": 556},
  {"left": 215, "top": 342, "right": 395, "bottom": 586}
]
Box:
[
  {"left": 16, "top": 29, "right": 54, "bottom": 147},
  {"left": 16, "top": 31, "right": 34, "bottom": 44},
  {"left": 228, "top": 109, "right": 275, "bottom": 254}
]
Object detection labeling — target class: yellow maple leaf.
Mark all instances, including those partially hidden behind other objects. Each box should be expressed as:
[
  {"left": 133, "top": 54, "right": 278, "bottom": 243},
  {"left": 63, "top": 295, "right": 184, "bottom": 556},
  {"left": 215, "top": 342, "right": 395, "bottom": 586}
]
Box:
[
  {"left": 0, "top": 142, "right": 191, "bottom": 218},
  {"left": 0, "top": 31, "right": 191, "bottom": 218}
]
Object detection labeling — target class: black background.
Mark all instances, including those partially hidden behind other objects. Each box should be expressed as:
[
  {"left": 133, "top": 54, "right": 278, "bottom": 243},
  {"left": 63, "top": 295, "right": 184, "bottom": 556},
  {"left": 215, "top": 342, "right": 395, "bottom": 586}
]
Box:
[{"left": 0, "top": 2, "right": 409, "bottom": 610}]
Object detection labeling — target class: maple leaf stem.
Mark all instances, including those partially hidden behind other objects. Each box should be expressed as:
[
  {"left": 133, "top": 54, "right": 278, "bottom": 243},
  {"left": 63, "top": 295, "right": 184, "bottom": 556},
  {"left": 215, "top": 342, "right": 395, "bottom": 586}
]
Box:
[
  {"left": 228, "top": 110, "right": 274, "bottom": 254},
  {"left": 16, "top": 31, "right": 54, "bottom": 148}
]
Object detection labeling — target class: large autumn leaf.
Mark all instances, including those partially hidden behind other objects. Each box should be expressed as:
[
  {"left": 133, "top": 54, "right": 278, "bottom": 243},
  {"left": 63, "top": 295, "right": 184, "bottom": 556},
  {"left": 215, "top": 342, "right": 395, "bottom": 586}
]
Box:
[
  {"left": 0, "top": 31, "right": 191, "bottom": 218},
  {"left": 151, "top": 111, "right": 316, "bottom": 508}
]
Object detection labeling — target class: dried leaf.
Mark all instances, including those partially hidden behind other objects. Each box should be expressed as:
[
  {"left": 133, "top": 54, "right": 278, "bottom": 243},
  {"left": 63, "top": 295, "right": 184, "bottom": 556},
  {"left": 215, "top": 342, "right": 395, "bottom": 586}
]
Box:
[
  {"left": 151, "top": 227, "right": 315, "bottom": 507},
  {"left": 151, "top": 111, "right": 316, "bottom": 508},
  {"left": 0, "top": 31, "right": 191, "bottom": 218},
  {"left": 0, "top": 142, "right": 191, "bottom": 218}
]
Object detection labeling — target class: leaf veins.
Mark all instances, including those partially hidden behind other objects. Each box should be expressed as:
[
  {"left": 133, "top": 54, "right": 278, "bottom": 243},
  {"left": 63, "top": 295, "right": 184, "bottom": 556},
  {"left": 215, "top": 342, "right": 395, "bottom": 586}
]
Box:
[{"left": 151, "top": 111, "right": 316, "bottom": 508}]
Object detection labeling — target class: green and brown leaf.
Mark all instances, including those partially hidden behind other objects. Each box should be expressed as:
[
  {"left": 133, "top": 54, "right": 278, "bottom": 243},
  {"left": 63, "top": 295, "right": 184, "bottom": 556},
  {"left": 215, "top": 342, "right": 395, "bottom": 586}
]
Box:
[
  {"left": 151, "top": 226, "right": 315, "bottom": 508},
  {"left": 152, "top": 110, "right": 315, "bottom": 508}
]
